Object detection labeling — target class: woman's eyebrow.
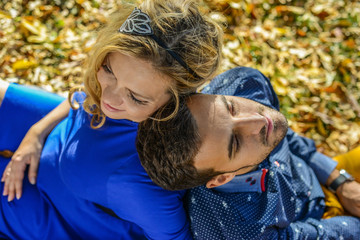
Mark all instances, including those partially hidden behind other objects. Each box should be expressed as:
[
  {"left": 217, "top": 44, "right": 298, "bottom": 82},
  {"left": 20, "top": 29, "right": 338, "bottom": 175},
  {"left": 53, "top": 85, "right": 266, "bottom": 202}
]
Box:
[{"left": 129, "top": 90, "right": 154, "bottom": 101}]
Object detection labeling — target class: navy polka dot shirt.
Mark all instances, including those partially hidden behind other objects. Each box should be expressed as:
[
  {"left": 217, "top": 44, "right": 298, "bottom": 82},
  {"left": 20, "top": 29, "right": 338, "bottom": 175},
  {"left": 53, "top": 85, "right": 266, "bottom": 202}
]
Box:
[{"left": 186, "top": 67, "right": 360, "bottom": 240}]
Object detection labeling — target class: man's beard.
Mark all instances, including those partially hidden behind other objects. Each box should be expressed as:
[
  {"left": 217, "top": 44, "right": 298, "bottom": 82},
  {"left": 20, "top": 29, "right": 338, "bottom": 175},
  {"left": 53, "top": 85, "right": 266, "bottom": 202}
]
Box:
[
  {"left": 271, "top": 113, "right": 288, "bottom": 148},
  {"left": 259, "top": 106, "right": 288, "bottom": 148}
]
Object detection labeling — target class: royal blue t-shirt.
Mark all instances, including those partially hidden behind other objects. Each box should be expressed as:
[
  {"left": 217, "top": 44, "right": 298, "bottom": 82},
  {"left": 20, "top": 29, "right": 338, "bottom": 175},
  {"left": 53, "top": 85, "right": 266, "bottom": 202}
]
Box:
[{"left": 0, "top": 84, "right": 191, "bottom": 239}]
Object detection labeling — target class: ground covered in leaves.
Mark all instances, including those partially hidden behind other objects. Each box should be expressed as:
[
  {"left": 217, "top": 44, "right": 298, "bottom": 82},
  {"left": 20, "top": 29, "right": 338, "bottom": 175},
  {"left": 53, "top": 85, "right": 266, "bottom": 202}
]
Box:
[{"left": 0, "top": 0, "right": 359, "bottom": 156}]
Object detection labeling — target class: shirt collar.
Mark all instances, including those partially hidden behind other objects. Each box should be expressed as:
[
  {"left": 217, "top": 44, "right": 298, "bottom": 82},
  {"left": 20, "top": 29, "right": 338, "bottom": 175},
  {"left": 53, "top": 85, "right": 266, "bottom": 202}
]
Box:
[{"left": 214, "top": 168, "right": 268, "bottom": 193}]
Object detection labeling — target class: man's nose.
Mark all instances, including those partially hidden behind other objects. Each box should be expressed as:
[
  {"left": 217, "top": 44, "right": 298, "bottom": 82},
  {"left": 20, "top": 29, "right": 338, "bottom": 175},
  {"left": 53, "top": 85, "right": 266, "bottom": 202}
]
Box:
[{"left": 233, "top": 113, "right": 267, "bottom": 135}]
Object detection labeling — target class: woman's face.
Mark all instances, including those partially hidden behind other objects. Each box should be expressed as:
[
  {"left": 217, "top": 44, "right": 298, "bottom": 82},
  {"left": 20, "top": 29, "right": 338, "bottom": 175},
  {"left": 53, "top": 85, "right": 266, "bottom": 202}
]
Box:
[{"left": 97, "top": 52, "right": 172, "bottom": 122}]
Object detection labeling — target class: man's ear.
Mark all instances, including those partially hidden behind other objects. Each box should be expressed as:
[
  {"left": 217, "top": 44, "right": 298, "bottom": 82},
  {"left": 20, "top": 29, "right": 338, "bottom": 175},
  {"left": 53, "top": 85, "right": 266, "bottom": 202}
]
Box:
[{"left": 206, "top": 173, "right": 236, "bottom": 188}]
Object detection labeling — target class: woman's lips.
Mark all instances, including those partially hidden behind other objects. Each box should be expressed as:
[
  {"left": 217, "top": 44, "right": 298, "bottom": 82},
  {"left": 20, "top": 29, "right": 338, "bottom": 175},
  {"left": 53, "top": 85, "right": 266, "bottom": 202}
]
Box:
[{"left": 102, "top": 101, "right": 123, "bottom": 112}]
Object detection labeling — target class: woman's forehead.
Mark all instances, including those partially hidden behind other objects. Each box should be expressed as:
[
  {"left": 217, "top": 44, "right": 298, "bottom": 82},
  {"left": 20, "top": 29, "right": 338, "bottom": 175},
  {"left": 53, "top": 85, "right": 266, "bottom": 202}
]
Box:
[{"left": 108, "top": 52, "right": 172, "bottom": 101}]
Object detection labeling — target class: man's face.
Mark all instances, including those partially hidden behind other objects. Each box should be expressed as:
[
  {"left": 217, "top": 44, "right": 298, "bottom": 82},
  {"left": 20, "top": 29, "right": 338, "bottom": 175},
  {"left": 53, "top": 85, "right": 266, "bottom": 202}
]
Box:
[{"left": 187, "top": 94, "right": 288, "bottom": 176}]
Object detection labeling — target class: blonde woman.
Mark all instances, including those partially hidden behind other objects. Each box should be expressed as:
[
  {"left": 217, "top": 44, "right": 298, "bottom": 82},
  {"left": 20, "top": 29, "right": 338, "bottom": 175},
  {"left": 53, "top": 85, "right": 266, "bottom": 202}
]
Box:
[{"left": 0, "top": 0, "right": 222, "bottom": 239}]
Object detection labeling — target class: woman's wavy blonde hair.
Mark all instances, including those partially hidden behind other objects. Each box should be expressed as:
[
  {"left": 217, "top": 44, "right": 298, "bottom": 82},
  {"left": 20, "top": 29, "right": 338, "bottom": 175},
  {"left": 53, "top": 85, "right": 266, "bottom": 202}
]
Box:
[{"left": 70, "top": 0, "right": 223, "bottom": 128}]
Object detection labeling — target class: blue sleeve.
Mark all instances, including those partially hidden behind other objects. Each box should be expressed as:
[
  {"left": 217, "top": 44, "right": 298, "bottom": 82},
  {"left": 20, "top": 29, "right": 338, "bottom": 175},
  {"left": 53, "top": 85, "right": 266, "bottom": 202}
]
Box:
[
  {"left": 274, "top": 216, "right": 360, "bottom": 240},
  {"left": 107, "top": 155, "right": 193, "bottom": 240},
  {"left": 0, "top": 83, "right": 64, "bottom": 151},
  {"left": 190, "top": 201, "right": 360, "bottom": 240},
  {"left": 286, "top": 129, "right": 337, "bottom": 185}
]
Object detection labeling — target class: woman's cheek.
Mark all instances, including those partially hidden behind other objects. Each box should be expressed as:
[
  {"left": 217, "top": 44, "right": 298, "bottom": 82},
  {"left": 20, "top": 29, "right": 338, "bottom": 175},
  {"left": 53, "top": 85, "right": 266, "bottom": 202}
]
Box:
[
  {"left": 97, "top": 69, "right": 109, "bottom": 85},
  {"left": 132, "top": 106, "right": 150, "bottom": 121},
  {"left": 128, "top": 105, "right": 139, "bottom": 116}
]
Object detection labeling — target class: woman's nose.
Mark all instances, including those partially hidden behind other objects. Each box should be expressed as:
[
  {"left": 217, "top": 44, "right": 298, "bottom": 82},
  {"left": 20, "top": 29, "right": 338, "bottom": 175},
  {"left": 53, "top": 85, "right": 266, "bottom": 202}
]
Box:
[
  {"left": 103, "top": 86, "right": 124, "bottom": 106},
  {"left": 233, "top": 113, "right": 267, "bottom": 135}
]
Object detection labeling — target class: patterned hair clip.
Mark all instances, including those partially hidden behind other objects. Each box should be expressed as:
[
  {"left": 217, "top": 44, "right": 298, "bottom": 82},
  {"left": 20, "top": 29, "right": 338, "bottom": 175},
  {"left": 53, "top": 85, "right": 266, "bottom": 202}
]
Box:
[
  {"left": 119, "top": 8, "right": 201, "bottom": 79},
  {"left": 119, "top": 8, "right": 153, "bottom": 36}
]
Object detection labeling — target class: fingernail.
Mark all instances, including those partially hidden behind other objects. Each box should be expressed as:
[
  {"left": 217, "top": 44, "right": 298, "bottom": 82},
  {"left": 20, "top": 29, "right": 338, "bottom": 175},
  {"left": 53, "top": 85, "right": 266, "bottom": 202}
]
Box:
[
  {"left": 30, "top": 177, "right": 36, "bottom": 185},
  {"left": 16, "top": 193, "right": 20, "bottom": 200}
]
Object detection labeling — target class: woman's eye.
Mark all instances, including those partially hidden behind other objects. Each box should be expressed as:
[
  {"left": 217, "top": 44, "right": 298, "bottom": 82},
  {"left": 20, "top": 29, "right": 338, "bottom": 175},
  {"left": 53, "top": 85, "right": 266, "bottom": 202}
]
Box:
[
  {"left": 128, "top": 92, "right": 147, "bottom": 105},
  {"left": 102, "top": 64, "right": 113, "bottom": 74}
]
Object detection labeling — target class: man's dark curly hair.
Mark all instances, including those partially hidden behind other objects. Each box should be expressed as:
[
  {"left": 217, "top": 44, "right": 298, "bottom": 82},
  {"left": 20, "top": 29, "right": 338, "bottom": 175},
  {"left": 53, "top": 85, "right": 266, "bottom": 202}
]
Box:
[{"left": 136, "top": 96, "right": 219, "bottom": 190}]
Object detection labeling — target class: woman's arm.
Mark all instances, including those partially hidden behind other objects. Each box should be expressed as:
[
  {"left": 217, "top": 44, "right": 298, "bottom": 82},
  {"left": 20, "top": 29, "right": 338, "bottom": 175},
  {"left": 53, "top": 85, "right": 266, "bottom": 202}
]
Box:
[
  {"left": 2, "top": 100, "right": 70, "bottom": 201},
  {"left": 30, "top": 100, "right": 70, "bottom": 141},
  {"left": 0, "top": 79, "right": 9, "bottom": 107}
]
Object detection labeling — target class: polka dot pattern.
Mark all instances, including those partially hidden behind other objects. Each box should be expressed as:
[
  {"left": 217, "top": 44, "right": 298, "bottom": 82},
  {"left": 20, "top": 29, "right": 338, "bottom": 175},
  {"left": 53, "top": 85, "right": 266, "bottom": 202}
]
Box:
[{"left": 187, "top": 67, "right": 360, "bottom": 239}]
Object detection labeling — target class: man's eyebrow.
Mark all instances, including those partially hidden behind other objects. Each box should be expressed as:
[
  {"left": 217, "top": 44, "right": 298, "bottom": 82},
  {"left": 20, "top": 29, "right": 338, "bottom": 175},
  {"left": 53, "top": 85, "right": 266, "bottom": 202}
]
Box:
[
  {"left": 220, "top": 95, "right": 234, "bottom": 161},
  {"left": 108, "top": 58, "right": 153, "bottom": 102},
  {"left": 221, "top": 164, "right": 259, "bottom": 175}
]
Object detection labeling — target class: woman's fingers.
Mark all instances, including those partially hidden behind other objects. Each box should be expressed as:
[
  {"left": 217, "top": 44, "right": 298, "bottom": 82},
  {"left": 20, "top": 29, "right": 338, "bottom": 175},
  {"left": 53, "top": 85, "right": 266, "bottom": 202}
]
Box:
[
  {"left": 14, "top": 178, "right": 23, "bottom": 200},
  {"left": 2, "top": 156, "right": 28, "bottom": 201},
  {"left": 2, "top": 127, "right": 44, "bottom": 201},
  {"left": 28, "top": 157, "right": 39, "bottom": 185},
  {"left": 2, "top": 162, "right": 12, "bottom": 196},
  {"left": 12, "top": 158, "right": 25, "bottom": 200},
  {"left": 7, "top": 179, "right": 15, "bottom": 202},
  {"left": 1, "top": 162, "right": 10, "bottom": 182}
]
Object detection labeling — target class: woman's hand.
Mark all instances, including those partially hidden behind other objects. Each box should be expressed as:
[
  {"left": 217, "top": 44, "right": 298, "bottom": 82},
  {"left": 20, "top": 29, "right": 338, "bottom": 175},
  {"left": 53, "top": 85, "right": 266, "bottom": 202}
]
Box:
[
  {"left": 1, "top": 100, "right": 69, "bottom": 202},
  {"left": 1, "top": 126, "right": 44, "bottom": 201}
]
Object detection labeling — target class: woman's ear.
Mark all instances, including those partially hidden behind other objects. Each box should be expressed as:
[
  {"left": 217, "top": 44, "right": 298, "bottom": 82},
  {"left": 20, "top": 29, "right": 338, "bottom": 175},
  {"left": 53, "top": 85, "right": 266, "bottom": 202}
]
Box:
[{"left": 206, "top": 173, "right": 236, "bottom": 188}]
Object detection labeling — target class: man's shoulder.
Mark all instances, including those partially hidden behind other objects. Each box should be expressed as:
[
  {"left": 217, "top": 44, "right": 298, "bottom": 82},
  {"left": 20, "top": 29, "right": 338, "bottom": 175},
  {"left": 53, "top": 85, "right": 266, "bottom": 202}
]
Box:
[
  {"left": 202, "top": 67, "right": 262, "bottom": 94},
  {"left": 203, "top": 67, "right": 280, "bottom": 110},
  {"left": 186, "top": 182, "right": 288, "bottom": 239},
  {"left": 186, "top": 184, "right": 261, "bottom": 209}
]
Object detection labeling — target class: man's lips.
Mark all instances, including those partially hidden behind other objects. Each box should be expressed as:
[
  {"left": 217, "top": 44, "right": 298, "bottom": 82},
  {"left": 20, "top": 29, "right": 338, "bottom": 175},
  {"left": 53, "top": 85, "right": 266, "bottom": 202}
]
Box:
[
  {"left": 102, "top": 101, "right": 123, "bottom": 112},
  {"left": 264, "top": 115, "right": 273, "bottom": 140}
]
